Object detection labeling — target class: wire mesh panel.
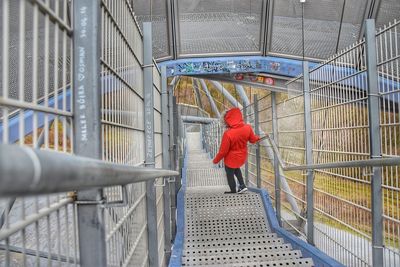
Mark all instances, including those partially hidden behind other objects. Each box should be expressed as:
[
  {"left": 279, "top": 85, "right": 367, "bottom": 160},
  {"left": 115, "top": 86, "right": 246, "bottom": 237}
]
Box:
[
  {"left": 131, "top": 0, "right": 170, "bottom": 59},
  {"left": 376, "top": 0, "right": 400, "bottom": 29},
  {"left": 376, "top": 20, "right": 400, "bottom": 267},
  {"left": 270, "top": 0, "right": 367, "bottom": 59},
  {"left": 307, "top": 40, "right": 372, "bottom": 266},
  {"left": 178, "top": 103, "right": 210, "bottom": 118},
  {"left": 177, "top": 0, "right": 263, "bottom": 55},
  {"left": 273, "top": 88, "right": 307, "bottom": 238},
  {"left": 100, "top": 1, "right": 149, "bottom": 266},
  {"left": 243, "top": 103, "right": 258, "bottom": 187},
  {"left": 257, "top": 94, "right": 275, "bottom": 202},
  {"left": 0, "top": 0, "right": 78, "bottom": 266}
]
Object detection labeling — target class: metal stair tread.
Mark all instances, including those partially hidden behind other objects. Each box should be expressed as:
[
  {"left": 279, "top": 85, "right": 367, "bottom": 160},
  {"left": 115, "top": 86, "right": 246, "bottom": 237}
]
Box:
[
  {"left": 184, "top": 237, "right": 285, "bottom": 248},
  {"left": 184, "top": 232, "right": 278, "bottom": 243},
  {"left": 181, "top": 250, "right": 303, "bottom": 265},
  {"left": 182, "top": 258, "right": 315, "bottom": 267},
  {"left": 183, "top": 243, "right": 293, "bottom": 255}
]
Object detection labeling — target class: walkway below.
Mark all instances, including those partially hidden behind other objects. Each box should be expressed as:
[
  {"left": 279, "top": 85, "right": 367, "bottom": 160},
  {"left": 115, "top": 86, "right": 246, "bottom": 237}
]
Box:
[{"left": 180, "top": 132, "right": 314, "bottom": 267}]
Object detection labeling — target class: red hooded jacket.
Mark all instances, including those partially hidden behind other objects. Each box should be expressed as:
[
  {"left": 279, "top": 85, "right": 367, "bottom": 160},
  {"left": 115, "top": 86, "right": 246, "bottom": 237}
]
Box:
[{"left": 213, "top": 108, "right": 260, "bottom": 168}]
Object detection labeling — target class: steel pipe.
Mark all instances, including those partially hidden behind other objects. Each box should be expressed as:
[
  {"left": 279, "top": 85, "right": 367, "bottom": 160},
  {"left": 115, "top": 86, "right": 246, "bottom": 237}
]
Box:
[
  {"left": 263, "top": 136, "right": 400, "bottom": 171},
  {"left": 210, "top": 81, "right": 243, "bottom": 109},
  {"left": 181, "top": 116, "right": 219, "bottom": 124},
  {"left": 0, "top": 144, "right": 179, "bottom": 197},
  {"left": 199, "top": 79, "right": 221, "bottom": 117}
]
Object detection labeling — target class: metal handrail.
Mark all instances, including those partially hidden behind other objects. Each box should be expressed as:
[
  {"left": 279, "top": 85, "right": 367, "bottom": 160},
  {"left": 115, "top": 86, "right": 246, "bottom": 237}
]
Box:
[
  {"left": 181, "top": 115, "right": 218, "bottom": 124},
  {"left": 0, "top": 144, "right": 179, "bottom": 196},
  {"left": 262, "top": 135, "right": 400, "bottom": 171}
]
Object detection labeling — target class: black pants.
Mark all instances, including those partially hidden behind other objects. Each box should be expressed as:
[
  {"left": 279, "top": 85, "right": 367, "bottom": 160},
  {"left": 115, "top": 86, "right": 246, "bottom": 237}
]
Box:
[{"left": 225, "top": 166, "right": 245, "bottom": 192}]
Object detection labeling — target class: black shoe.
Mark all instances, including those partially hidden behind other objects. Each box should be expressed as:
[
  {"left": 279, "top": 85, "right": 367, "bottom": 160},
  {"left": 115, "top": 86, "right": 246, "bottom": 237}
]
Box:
[
  {"left": 224, "top": 191, "right": 236, "bottom": 194},
  {"left": 237, "top": 186, "right": 248, "bottom": 194}
]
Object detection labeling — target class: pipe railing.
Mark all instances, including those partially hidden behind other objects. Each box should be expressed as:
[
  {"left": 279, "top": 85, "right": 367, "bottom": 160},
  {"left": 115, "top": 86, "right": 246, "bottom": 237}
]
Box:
[
  {"left": 261, "top": 135, "right": 400, "bottom": 171},
  {"left": 0, "top": 144, "right": 179, "bottom": 197}
]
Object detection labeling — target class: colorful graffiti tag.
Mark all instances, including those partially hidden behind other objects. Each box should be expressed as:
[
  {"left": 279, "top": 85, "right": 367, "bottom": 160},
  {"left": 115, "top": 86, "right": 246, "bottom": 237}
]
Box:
[{"left": 160, "top": 56, "right": 317, "bottom": 77}]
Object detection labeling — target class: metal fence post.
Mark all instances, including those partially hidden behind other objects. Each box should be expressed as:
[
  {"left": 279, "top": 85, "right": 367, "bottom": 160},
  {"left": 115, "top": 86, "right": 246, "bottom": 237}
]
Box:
[
  {"left": 201, "top": 124, "right": 205, "bottom": 150},
  {"left": 218, "top": 123, "right": 223, "bottom": 168},
  {"left": 254, "top": 95, "right": 261, "bottom": 188},
  {"left": 73, "top": 1, "right": 107, "bottom": 266},
  {"left": 303, "top": 61, "right": 314, "bottom": 245},
  {"left": 168, "top": 89, "right": 177, "bottom": 240},
  {"left": 161, "top": 66, "right": 172, "bottom": 261},
  {"left": 211, "top": 123, "right": 214, "bottom": 158},
  {"left": 243, "top": 106, "right": 249, "bottom": 185},
  {"left": 173, "top": 98, "right": 182, "bottom": 196},
  {"left": 271, "top": 92, "right": 281, "bottom": 225},
  {"left": 143, "top": 22, "right": 159, "bottom": 267},
  {"left": 365, "top": 19, "right": 384, "bottom": 267},
  {"left": 215, "top": 123, "right": 217, "bottom": 158}
]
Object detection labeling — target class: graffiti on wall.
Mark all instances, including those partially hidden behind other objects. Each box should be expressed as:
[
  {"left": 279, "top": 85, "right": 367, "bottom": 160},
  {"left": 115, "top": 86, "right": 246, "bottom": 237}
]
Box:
[{"left": 163, "top": 56, "right": 311, "bottom": 77}]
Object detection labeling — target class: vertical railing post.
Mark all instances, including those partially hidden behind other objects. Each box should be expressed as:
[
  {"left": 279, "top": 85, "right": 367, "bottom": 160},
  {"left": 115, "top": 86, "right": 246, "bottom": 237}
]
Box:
[
  {"left": 168, "top": 89, "right": 177, "bottom": 240},
  {"left": 254, "top": 95, "right": 261, "bottom": 188},
  {"left": 212, "top": 123, "right": 215, "bottom": 157},
  {"left": 218, "top": 123, "right": 223, "bottom": 168},
  {"left": 161, "top": 66, "right": 172, "bottom": 261},
  {"left": 243, "top": 105, "right": 249, "bottom": 186},
  {"left": 143, "top": 22, "right": 159, "bottom": 267},
  {"left": 174, "top": 99, "right": 182, "bottom": 194},
  {"left": 73, "top": 1, "right": 107, "bottom": 266},
  {"left": 303, "top": 61, "right": 314, "bottom": 245},
  {"left": 214, "top": 124, "right": 217, "bottom": 163},
  {"left": 271, "top": 92, "right": 281, "bottom": 225},
  {"left": 202, "top": 124, "right": 205, "bottom": 150},
  {"left": 213, "top": 123, "right": 217, "bottom": 158},
  {"left": 211, "top": 123, "right": 214, "bottom": 157},
  {"left": 365, "top": 19, "right": 384, "bottom": 267}
]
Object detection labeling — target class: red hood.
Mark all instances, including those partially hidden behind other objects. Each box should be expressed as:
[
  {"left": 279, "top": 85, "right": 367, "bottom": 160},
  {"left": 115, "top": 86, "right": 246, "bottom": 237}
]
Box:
[{"left": 224, "top": 108, "right": 244, "bottom": 128}]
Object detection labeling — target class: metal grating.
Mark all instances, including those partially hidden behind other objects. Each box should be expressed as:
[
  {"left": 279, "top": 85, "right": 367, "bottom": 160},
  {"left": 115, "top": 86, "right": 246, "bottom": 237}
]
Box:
[
  {"left": 195, "top": 258, "right": 314, "bottom": 267},
  {"left": 177, "top": 2, "right": 263, "bottom": 55},
  {"left": 183, "top": 250, "right": 303, "bottom": 266},
  {"left": 185, "top": 233, "right": 279, "bottom": 244},
  {"left": 186, "top": 169, "right": 227, "bottom": 187},
  {"left": 184, "top": 243, "right": 293, "bottom": 256}
]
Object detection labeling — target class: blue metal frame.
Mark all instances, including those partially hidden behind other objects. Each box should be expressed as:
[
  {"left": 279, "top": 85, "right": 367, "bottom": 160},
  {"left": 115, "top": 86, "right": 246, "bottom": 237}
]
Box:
[
  {"left": 168, "top": 145, "right": 188, "bottom": 267},
  {"left": 160, "top": 56, "right": 399, "bottom": 99},
  {"left": 159, "top": 56, "right": 318, "bottom": 77},
  {"left": 249, "top": 187, "right": 345, "bottom": 267}
]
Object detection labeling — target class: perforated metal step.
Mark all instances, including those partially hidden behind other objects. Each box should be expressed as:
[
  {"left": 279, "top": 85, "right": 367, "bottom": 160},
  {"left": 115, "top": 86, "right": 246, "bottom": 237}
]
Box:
[
  {"left": 183, "top": 243, "right": 293, "bottom": 255},
  {"left": 185, "top": 233, "right": 279, "bottom": 244},
  {"left": 184, "top": 238, "right": 286, "bottom": 250},
  {"left": 181, "top": 136, "right": 314, "bottom": 267},
  {"left": 186, "top": 168, "right": 227, "bottom": 187},
  {"left": 189, "top": 258, "right": 315, "bottom": 267},
  {"left": 182, "top": 250, "right": 303, "bottom": 266},
  {"left": 187, "top": 164, "right": 216, "bottom": 170}
]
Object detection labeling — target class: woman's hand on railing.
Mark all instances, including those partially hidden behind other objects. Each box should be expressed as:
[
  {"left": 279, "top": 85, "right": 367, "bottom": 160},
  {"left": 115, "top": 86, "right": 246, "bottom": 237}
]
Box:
[{"left": 257, "top": 134, "right": 269, "bottom": 143}]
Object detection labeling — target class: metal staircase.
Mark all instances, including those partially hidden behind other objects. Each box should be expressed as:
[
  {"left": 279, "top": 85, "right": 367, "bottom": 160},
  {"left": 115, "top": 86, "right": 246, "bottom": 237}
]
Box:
[{"left": 180, "top": 132, "right": 314, "bottom": 266}]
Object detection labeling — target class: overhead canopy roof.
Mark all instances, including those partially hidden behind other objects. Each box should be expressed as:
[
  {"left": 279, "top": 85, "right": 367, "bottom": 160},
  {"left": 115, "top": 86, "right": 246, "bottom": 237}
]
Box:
[{"left": 131, "top": 0, "right": 400, "bottom": 61}]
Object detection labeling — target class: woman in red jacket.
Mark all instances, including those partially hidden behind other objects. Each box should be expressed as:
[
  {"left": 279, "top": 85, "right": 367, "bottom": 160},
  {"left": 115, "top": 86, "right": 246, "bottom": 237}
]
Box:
[{"left": 213, "top": 108, "right": 260, "bottom": 193}]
